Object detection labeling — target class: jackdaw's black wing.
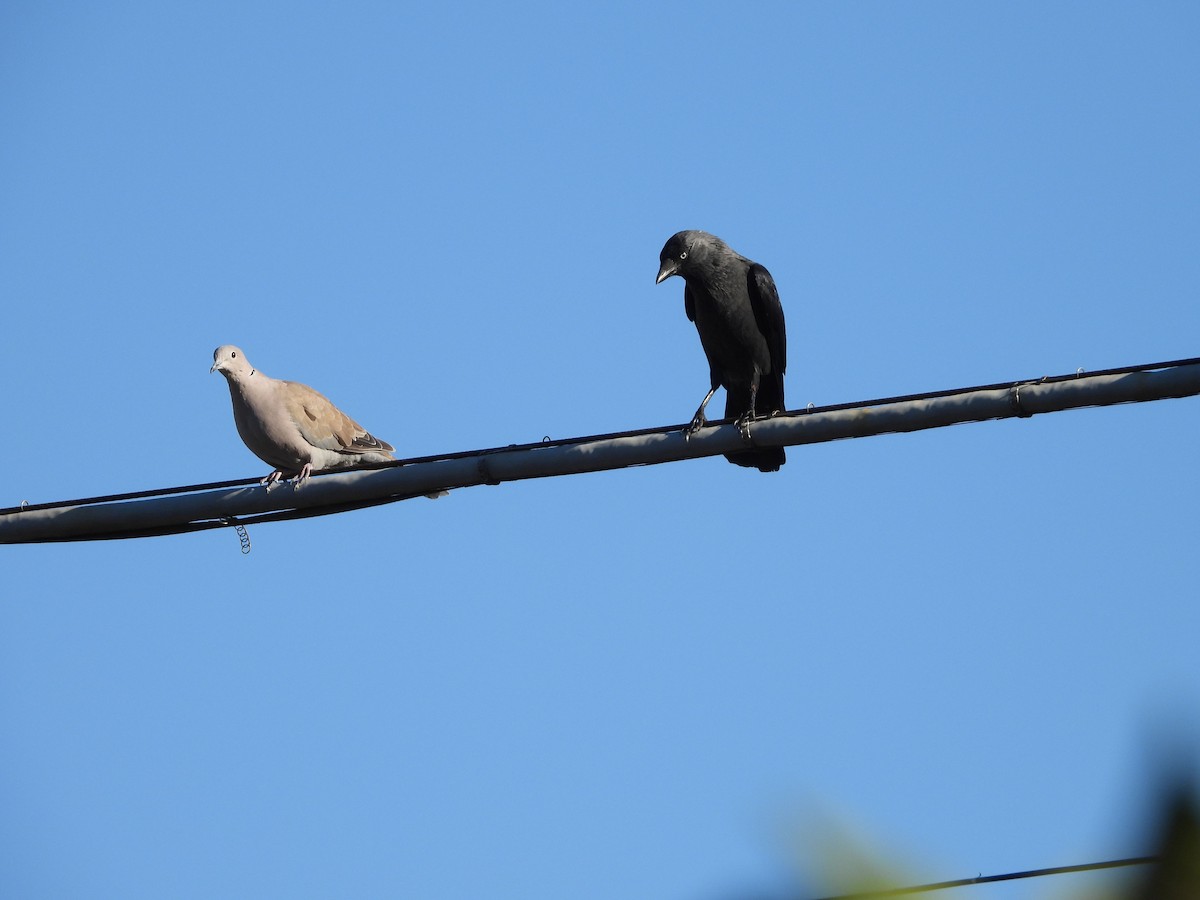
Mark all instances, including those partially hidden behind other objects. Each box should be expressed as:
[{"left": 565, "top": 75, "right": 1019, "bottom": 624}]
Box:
[
  {"left": 683, "top": 281, "right": 697, "bottom": 323},
  {"left": 746, "top": 263, "right": 787, "bottom": 414},
  {"left": 718, "top": 261, "right": 787, "bottom": 472}
]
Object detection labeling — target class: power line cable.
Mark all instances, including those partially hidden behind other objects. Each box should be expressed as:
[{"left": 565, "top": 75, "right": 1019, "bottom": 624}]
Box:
[
  {"left": 808, "top": 854, "right": 1156, "bottom": 899},
  {"left": 3, "top": 355, "right": 1198, "bottom": 544}
]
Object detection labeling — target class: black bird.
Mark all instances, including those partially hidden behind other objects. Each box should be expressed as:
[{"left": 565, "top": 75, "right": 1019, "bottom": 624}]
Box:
[{"left": 656, "top": 230, "right": 787, "bottom": 472}]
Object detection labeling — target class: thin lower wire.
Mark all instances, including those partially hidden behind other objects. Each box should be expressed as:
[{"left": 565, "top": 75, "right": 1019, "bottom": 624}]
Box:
[
  {"left": 20, "top": 493, "right": 425, "bottom": 544},
  {"left": 810, "top": 855, "right": 1157, "bottom": 899}
]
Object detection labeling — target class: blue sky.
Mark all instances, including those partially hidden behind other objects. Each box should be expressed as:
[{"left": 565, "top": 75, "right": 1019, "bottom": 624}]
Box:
[{"left": 2, "top": 3, "right": 1199, "bottom": 898}]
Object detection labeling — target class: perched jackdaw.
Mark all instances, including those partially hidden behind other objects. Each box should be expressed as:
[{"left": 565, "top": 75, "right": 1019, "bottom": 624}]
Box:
[{"left": 656, "top": 230, "right": 787, "bottom": 472}]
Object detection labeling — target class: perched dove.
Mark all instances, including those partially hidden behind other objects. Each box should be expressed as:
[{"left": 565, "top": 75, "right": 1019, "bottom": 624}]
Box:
[{"left": 211, "top": 345, "right": 433, "bottom": 492}]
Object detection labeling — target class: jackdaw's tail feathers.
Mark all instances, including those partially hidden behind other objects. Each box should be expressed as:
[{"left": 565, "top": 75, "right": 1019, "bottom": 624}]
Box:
[
  {"left": 723, "top": 386, "right": 786, "bottom": 472},
  {"left": 725, "top": 446, "right": 785, "bottom": 472}
]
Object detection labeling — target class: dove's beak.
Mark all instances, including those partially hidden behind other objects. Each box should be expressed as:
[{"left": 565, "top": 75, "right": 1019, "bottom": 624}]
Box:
[{"left": 210, "top": 361, "right": 221, "bottom": 374}]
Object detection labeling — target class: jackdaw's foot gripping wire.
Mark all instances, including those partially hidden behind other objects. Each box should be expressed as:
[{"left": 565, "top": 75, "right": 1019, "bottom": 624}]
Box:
[{"left": 735, "top": 410, "right": 756, "bottom": 441}]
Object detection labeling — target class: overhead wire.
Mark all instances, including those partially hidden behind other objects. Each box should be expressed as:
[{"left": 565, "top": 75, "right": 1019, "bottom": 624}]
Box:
[
  {"left": 808, "top": 854, "right": 1156, "bottom": 899},
  {"left": 2, "top": 354, "right": 1199, "bottom": 544},
  {"left": 5, "top": 353, "right": 1198, "bottom": 518}
]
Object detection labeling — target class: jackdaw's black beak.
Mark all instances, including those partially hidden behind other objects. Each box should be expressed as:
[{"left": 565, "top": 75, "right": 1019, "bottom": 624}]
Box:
[{"left": 655, "top": 260, "right": 678, "bottom": 284}]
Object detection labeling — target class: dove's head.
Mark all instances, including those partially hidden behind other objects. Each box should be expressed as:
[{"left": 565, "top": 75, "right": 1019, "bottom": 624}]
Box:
[{"left": 210, "top": 345, "right": 254, "bottom": 380}]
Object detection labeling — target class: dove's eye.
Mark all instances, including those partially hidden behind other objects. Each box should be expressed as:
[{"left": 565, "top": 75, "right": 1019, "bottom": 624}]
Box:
[{"left": 231, "top": 351, "right": 238, "bottom": 358}]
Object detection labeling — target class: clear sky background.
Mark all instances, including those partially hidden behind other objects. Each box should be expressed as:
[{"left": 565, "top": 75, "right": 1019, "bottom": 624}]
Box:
[{"left": 2, "top": 3, "right": 1198, "bottom": 898}]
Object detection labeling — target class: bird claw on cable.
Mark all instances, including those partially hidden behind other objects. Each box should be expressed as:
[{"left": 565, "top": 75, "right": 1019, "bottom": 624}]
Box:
[{"left": 735, "top": 411, "right": 756, "bottom": 441}]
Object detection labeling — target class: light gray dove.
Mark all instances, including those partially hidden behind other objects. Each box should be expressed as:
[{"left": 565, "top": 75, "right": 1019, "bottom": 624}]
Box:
[{"left": 211, "top": 345, "right": 436, "bottom": 493}]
